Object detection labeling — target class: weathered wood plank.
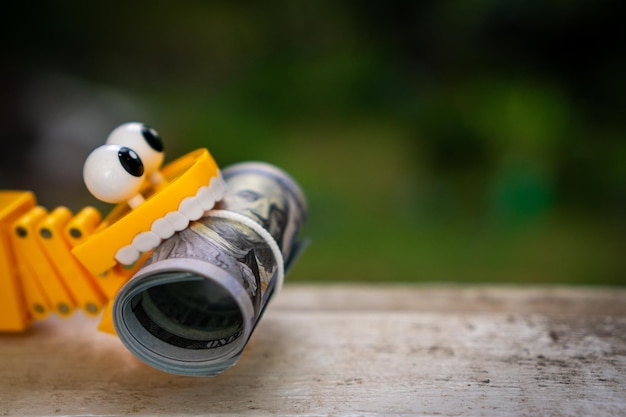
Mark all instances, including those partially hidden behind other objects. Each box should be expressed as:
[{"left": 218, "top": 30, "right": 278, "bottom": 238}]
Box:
[{"left": 1, "top": 285, "right": 625, "bottom": 416}]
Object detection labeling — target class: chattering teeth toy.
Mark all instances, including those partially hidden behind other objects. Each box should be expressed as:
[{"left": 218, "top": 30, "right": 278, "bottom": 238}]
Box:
[{"left": 0, "top": 123, "right": 225, "bottom": 332}]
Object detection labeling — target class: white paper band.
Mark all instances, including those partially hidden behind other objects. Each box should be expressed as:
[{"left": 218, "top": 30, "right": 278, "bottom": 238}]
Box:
[{"left": 204, "top": 209, "right": 285, "bottom": 294}]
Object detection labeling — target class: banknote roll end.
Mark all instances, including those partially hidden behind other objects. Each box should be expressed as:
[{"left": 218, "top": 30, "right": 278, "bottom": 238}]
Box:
[{"left": 112, "top": 258, "right": 256, "bottom": 376}]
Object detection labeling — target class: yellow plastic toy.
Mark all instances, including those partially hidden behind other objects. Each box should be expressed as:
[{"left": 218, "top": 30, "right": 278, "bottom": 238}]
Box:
[{"left": 0, "top": 122, "right": 225, "bottom": 333}]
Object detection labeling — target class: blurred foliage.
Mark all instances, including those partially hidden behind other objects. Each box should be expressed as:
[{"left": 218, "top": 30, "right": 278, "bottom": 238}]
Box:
[{"left": 1, "top": 0, "right": 624, "bottom": 284}]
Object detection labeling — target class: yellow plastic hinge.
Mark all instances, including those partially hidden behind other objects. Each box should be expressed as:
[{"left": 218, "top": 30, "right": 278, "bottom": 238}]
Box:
[
  {"left": 12, "top": 206, "right": 76, "bottom": 317},
  {"left": 0, "top": 191, "right": 36, "bottom": 331},
  {"left": 37, "top": 207, "right": 107, "bottom": 317},
  {"left": 63, "top": 206, "right": 101, "bottom": 246}
]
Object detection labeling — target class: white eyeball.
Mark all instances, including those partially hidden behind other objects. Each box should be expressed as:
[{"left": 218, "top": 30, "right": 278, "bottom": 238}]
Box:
[
  {"left": 83, "top": 144, "right": 145, "bottom": 204},
  {"left": 106, "top": 122, "right": 164, "bottom": 176}
]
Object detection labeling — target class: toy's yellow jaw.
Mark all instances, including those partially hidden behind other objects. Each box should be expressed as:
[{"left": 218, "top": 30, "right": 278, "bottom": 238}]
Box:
[
  {"left": 114, "top": 174, "right": 225, "bottom": 265},
  {"left": 72, "top": 149, "right": 225, "bottom": 276}
]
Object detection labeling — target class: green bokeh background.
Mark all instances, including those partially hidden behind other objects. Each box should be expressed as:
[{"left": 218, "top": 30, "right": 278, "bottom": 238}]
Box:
[{"left": 2, "top": 1, "right": 624, "bottom": 284}]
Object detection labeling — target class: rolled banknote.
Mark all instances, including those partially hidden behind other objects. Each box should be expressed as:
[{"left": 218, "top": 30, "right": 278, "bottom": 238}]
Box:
[{"left": 112, "top": 162, "right": 307, "bottom": 376}]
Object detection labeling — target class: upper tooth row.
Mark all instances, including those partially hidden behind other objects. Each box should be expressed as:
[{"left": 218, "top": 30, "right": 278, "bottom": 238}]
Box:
[{"left": 114, "top": 173, "right": 226, "bottom": 265}]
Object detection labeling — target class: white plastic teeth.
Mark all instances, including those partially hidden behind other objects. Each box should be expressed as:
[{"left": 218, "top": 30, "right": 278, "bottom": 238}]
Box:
[{"left": 114, "top": 173, "right": 227, "bottom": 266}]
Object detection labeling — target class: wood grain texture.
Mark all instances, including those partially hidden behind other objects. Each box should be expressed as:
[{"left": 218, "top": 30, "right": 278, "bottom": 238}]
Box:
[{"left": 1, "top": 285, "right": 625, "bottom": 416}]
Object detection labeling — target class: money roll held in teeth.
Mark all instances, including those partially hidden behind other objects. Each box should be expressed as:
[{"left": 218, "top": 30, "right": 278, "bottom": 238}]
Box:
[{"left": 112, "top": 162, "right": 307, "bottom": 376}]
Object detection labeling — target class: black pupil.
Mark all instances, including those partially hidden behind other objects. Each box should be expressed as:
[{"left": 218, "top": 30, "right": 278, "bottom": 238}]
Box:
[
  {"left": 118, "top": 147, "right": 144, "bottom": 177},
  {"left": 141, "top": 125, "right": 164, "bottom": 152}
]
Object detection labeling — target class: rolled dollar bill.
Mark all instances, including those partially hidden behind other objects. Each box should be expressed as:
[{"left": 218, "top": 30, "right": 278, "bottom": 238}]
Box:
[{"left": 112, "top": 162, "right": 307, "bottom": 376}]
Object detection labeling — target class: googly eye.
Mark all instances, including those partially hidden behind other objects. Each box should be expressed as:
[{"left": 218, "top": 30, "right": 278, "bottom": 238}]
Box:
[
  {"left": 106, "top": 122, "right": 164, "bottom": 176},
  {"left": 83, "top": 144, "right": 145, "bottom": 204}
]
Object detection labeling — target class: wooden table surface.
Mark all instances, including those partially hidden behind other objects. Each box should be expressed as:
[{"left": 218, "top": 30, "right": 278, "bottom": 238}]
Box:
[{"left": 1, "top": 285, "right": 625, "bottom": 416}]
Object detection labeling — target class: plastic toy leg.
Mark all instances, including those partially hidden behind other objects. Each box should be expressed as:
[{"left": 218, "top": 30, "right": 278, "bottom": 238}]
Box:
[
  {"left": 37, "top": 207, "right": 107, "bottom": 316},
  {"left": 0, "top": 191, "right": 35, "bottom": 331},
  {"left": 11, "top": 207, "right": 76, "bottom": 317}
]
